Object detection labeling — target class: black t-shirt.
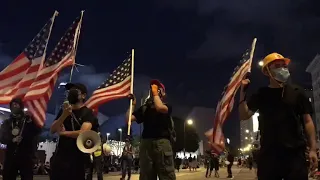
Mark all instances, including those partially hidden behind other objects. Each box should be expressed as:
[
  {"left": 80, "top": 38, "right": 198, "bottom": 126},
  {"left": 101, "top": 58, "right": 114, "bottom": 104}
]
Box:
[
  {"left": 55, "top": 106, "right": 98, "bottom": 158},
  {"left": 247, "top": 85, "right": 313, "bottom": 149},
  {"left": 132, "top": 104, "right": 172, "bottom": 139},
  {"left": 0, "top": 115, "right": 41, "bottom": 159}
]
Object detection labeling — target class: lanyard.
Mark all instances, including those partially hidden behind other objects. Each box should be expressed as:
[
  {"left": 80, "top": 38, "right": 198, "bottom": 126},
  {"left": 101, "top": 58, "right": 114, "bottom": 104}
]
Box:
[
  {"left": 70, "top": 112, "right": 81, "bottom": 131},
  {"left": 11, "top": 118, "right": 26, "bottom": 137}
]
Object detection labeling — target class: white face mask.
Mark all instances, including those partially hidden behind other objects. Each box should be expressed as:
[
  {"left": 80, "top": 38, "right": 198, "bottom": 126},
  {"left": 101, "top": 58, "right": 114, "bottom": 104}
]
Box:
[{"left": 270, "top": 67, "right": 290, "bottom": 83}]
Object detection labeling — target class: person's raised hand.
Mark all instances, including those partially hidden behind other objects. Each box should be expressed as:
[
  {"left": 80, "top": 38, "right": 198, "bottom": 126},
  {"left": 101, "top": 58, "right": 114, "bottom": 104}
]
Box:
[
  {"left": 62, "top": 101, "right": 72, "bottom": 117},
  {"left": 151, "top": 84, "right": 159, "bottom": 96},
  {"left": 127, "top": 94, "right": 136, "bottom": 105}
]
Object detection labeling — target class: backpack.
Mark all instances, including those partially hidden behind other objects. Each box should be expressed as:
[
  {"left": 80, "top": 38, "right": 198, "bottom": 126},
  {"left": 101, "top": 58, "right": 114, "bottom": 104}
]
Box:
[{"left": 141, "top": 104, "right": 176, "bottom": 144}]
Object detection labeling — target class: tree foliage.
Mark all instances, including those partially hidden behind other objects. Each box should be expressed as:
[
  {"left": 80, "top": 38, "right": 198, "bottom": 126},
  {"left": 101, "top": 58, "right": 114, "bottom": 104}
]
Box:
[{"left": 172, "top": 116, "right": 200, "bottom": 153}]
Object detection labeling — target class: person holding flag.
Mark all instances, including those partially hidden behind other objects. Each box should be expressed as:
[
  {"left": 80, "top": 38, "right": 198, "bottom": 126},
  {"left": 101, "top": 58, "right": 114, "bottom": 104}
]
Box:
[
  {"left": 239, "top": 53, "right": 317, "bottom": 180},
  {"left": 126, "top": 79, "right": 176, "bottom": 180}
]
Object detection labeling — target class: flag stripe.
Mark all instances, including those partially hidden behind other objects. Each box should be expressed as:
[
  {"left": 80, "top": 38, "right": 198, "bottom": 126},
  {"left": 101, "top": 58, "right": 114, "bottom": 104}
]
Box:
[
  {"left": 0, "top": 15, "right": 55, "bottom": 108},
  {"left": 206, "top": 46, "right": 254, "bottom": 153},
  {"left": 84, "top": 56, "right": 132, "bottom": 111},
  {"left": 22, "top": 15, "right": 82, "bottom": 127},
  {"left": 86, "top": 77, "right": 131, "bottom": 108}
]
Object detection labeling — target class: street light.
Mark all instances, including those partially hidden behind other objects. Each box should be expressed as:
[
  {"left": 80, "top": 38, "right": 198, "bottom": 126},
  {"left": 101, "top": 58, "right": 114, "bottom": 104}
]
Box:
[
  {"left": 118, "top": 128, "right": 122, "bottom": 142},
  {"left": 183, "top": 119, "right": 194, "bottom": 157},
  {"left": 187, "top": 119, "right": 193, "bottom": 125},
  {"left": 106, "top": 133, "right": 110, "bottom": 142},
  {"left": 258, "top": 61, "right": 263, "bottom": 67}
]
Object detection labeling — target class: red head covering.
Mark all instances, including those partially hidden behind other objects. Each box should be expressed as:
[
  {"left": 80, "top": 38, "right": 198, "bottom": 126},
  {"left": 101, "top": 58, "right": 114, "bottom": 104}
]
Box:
[{"left": 150, "top": 79, "right": 165, "bottom": 92}]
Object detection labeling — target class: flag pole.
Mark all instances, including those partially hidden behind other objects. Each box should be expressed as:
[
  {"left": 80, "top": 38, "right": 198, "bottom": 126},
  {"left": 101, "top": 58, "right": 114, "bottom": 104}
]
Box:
[
  {"left": 127, "top": 49, "right": 135, "bottom": 136},
  {"left": 69, "top": 10, "right": 85, "bottom": 82},
  {"left": 32, "top": 11, "right": 59, "bottom": 71},
  {"left": 248, "top": 38, "right": 257, "bottom": 72}
]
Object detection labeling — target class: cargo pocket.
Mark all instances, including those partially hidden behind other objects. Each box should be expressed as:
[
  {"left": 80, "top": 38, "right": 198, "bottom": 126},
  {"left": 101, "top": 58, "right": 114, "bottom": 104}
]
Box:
[{"left": 161, "top": 150, "right": 175, "bottom": 173}]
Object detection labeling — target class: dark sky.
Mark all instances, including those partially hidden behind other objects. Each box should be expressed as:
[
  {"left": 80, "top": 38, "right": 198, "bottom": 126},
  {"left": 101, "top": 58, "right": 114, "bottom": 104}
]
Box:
[{"left": 0, "top": 0, "right": 320, "bottom": 147}]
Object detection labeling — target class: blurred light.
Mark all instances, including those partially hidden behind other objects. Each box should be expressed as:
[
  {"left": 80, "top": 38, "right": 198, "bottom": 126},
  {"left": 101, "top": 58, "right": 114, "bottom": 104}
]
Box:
[
  {"left": 258, "top": 61, "right": 263, "bottom": 66},
  {"left": 0, "top": 107, "right": 28, "bottom": 112},
  {"left": 118, "top": 128, "right": 122, "bottom": 132},
  {"left": 186, "top": 119, "right": 193, "bottom": 125},
  {"left": 227, "top": 138, "right": 230, "bottom": 144},
  {"left": 106, "top": 133, "right": 110, "bottom": 136},
  {"left": 245, "top": 129, "right": 249, "bottom": 133},
  {"left": 245, "top": 137, "right": 248, "bottom": 140},
  {"left": 0, "top": 107, "right": 10, "bottom": 112},
  {"left": 251, "top": 137, "right": 254, "bottom": 140},
  {"left": 252, "top": 112, "right": 259, "bottom": 132},
  {"left": 58, "top": 82, "right": 67, "bottom": 89}
]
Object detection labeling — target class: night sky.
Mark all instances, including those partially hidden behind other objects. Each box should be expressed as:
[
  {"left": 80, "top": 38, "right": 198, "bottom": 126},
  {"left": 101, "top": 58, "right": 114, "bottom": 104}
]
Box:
[{"left": 0, "top": 0, "right": 320, "bottom": 147}]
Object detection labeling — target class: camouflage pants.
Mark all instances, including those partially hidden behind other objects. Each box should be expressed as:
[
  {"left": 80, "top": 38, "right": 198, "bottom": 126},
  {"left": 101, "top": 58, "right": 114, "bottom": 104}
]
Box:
[{"left": 139, "top": 138, "right": 176, "bottom": 180}]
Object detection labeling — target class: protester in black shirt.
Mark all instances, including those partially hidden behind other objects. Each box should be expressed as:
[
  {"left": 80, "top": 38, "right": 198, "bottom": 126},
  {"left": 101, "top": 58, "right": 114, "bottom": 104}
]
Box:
[
  {"left": 239, "top": 53, "right": 317, "bottom": 180},
  {"left": 226, "top": 151, "right": 234, "bottom": 178},
  {"left": 126, "top": 79, "right": 176, "bottom": 180},
  {"left": 0, "top": 98, "right": 41, "bottom": 180},
  {"left": 50, "top": 83, "right": 98, "bottom": 180}
]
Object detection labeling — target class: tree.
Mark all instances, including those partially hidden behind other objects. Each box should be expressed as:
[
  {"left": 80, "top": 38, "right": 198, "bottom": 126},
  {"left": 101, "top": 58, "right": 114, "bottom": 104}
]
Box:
[{"left": 172, "top": 116, "right": 200, "bottom": 153}]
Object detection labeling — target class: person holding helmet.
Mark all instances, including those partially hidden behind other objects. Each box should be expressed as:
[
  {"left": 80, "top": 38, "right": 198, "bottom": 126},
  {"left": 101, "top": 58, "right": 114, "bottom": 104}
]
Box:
[
  {"left": 126, "top": 79, "right": 176, "bottom": 180},
  {"left": 239, "top": 53, "right": 317, "bottom": 180}
]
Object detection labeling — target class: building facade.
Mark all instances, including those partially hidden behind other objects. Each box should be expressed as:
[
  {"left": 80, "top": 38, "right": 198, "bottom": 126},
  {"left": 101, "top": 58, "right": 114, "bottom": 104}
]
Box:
[
  {"left": 306, "top": 55, "right": 320, "bottom": 138},
  {"left": 240, "top": 113, "right": 259, "bottom": 149}
]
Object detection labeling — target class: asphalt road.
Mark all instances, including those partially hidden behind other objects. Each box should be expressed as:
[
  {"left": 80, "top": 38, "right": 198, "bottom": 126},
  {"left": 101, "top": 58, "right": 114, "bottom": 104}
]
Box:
[{"left": 1, "top": 167, "right": 256, "bottom": 180}]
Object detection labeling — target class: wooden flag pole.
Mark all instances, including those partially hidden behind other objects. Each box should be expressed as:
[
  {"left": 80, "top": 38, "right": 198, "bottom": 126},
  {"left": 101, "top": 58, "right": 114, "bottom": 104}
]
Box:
[
  {"left": 127, "top": 49, "right": 135, "bottom": 136},
  {"left": 69, "top": 10, "right": 85, "bottom": 82},
  {"left": 248, "top": 38, "right": 257, "bottom": 73},
  {"left": 34, "top": 11, "right": 59, "bottom": 71}
]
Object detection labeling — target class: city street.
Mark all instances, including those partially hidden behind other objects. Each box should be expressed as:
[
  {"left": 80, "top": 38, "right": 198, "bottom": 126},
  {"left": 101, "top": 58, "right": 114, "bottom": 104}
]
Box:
[{"left": 1, "top": 167, "right": 260, "bottom": 180}]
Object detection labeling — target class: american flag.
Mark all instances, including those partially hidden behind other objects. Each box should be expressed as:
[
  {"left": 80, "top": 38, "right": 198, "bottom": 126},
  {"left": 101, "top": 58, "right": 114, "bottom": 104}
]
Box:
[
  {"left": 84, "top": 55, "right": 132, "bottom": 111},
  {"left": 23, "top": 15, "right": 83, "bottom": 127},
  {"left": 205, "top": 39, "right": 256, "bottom": 153},
  {"left": 0, "top": 16, "right": 55, "bottom": 104}
]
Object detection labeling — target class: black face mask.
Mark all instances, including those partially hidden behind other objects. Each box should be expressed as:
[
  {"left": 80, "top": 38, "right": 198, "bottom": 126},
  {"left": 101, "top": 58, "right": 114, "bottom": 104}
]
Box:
[
  {"left": 11, "top": 107, "right": 24, "bottom": 119},
  {"left": 67, "top": 89, "right": 81, "bottom": 104}
]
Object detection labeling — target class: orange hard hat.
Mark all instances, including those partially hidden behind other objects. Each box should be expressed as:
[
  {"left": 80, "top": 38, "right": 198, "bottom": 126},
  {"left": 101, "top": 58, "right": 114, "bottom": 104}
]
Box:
[{"left": 261, "top": 53, "right": 290, "bottom": 73}]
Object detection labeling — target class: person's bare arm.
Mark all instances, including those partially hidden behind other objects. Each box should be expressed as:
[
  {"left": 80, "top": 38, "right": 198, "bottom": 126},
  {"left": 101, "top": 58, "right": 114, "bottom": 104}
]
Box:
[
  {"left": 59, "top": 122, "right": 92, "bottom": 139},
  {"left": 153, "top": 96, "right": 168, "bottom": 114},
  {"left": 50, "top": 113, "right": 68, "bottom": 134},
  {"left": 151, "top": 85, "right": 168, "bottom": 114},
  {"left": 239, "top": 79, "right": 255, "bottom": 120},
  {"left": 51, "top": 102, "right": 72, "bottom": 134},
  {"left": 304, "top": 114, "right": 317, "bottom": 151}
]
